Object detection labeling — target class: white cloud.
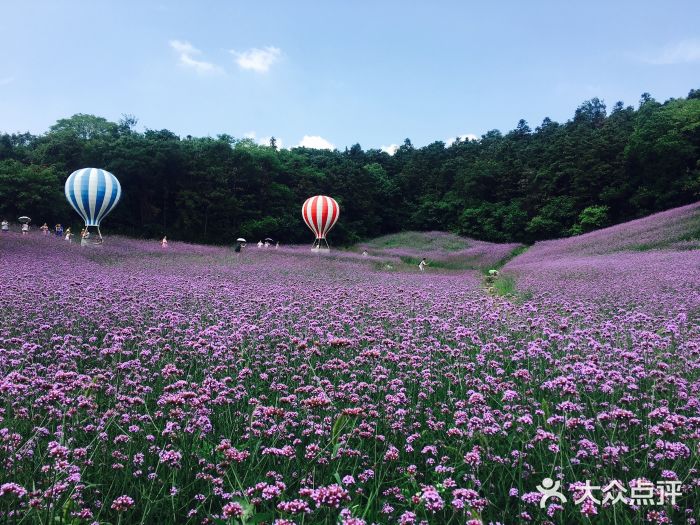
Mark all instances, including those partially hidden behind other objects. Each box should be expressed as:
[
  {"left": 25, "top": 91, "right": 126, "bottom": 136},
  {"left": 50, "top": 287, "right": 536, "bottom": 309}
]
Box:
[
  {"left": 644, "top": 38, "right": 700, "bottom": 65},
  {"left": 381, "top": 144, "right": 399, "bottom": 155},
  {"left": 169, "top": 39, "right": 223, "bottom": 74},
  {"left": 298, "top": 135, "right": 335, "bottom": 150},
  {"left": 231, "top": 46, "right": 281, "bottom": 73},
  {"left": 0, "top": 76, "right": 14, "bottom": 86},
  {"left": 170, "top": 40, "right": 196, "bottom": 55},
  {"left": 445, "top": 134, "right": 478, "bottom": 146}
]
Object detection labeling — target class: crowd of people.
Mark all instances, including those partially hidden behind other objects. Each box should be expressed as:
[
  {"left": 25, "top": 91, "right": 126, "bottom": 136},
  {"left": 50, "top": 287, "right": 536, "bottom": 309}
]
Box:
[
  {"left": 1, "top": 219, "right": 93, "bottom": 244},
  {"left": 4, "top": 219, "right": 430, "bottom": 271},
  {"left": 256, "top": 240, "right": 279, "bottom": 248}
]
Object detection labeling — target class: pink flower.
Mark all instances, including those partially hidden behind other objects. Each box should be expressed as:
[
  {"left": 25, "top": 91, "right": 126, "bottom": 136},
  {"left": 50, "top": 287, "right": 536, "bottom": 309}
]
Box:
[
  {"left": 111, "top": 495, "right": 135, "bottom": 512},
  {"left": 580, "top": 499, "right": 597, "bottom": 517},
  {"left": 309, "top": 484, "right": 350, "bottom": 509},
  {"left": 451, "top": 488, "right": 487, "bottom": 512},
  {"left": 420, "top": 485, "right": 444, "bottom": 512},
  {"left": 277, "top": 499, "right": 311, "bottom": 514},
  {"left": 159, "top": 449, "right": 182, "bottom": 468},
  {"left": 222, "top": 501, "right": 244, "bottom": 518},
  {"left": 463, "top": 446, "right": 482, "bottom": 467},
  {"left": 0, "top": 483, "right": 27, "bottom": 498},
  {"left": 384, "top": 445, "right": 399, "bottom": 461}
]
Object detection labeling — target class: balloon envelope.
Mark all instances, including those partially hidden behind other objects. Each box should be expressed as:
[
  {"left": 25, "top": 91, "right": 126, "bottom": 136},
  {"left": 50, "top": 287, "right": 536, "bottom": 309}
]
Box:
[
  {"left": 302, "top": 196, "right": 339, "bottom": 240},
  {"left": 65, "top": 168, "right": 121, "bottom": 227}
]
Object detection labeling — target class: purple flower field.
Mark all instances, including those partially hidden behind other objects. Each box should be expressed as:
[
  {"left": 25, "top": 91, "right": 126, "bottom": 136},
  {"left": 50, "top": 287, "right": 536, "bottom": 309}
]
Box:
[
  {"left": 506, "top": 202, "right": 700, "bottom": 311},
  {"left": 1, "top": 216, "right": 699, "bottom": 524}
]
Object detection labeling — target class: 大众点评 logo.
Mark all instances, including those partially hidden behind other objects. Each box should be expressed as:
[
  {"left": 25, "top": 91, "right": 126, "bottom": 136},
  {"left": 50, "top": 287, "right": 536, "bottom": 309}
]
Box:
[
  {"left": 536, "top": 478, "right": 682, "bottom": 508},
  {"left": 536, "top": 478, "right": 567, "bottom": 508}
]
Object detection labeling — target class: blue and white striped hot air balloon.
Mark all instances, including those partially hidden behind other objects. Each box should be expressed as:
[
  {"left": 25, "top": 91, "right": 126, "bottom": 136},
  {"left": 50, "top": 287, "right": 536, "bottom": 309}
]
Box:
[{"left": 65, "top": 168, "right": 121, "bottom": 241}]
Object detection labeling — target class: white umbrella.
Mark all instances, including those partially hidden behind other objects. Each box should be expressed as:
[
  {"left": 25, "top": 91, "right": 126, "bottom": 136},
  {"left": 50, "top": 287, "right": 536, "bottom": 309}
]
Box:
[
  {"left": 236, "top": 238, "right": 246, "bottom": 242},
  {"left": 18, "top": 216, "right": 31, "bottom": 223}
]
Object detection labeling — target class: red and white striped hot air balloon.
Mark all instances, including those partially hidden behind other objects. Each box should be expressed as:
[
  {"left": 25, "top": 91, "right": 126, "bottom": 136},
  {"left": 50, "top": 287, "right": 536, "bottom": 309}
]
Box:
[{"left": 302, "top": 195, "right": 340, "bottom": 250}]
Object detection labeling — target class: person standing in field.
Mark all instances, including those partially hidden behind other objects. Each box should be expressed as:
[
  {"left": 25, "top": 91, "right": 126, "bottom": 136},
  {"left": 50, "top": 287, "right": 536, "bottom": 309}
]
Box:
[
  {"left": 21, "top": 223, "right": 29, "bottom": 235},
  {"left": 1, "top": 219, "right": 8, "bottom": 233},
  {"left": 257, "top": 240, "right": 263, "bottom": 248},
  {"left": 55, "top": 224, "right": 63, "bottom": 237},
  {"left": 40, "top": 223, "right": 49, "bottom": 235},
  {"left": 64, "top": 227, "right": 72, "bottom": 242},
  {"left": 419, "top": 258, "right": 427, "bottom": 272},
  {"left": 161, "top": 236, "right": 168, "bottom": 248}
]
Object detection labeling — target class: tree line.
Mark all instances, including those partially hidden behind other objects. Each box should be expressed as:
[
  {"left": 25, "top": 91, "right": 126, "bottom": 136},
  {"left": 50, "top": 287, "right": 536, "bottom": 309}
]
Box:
[{"left": 1, "top": 90, "right": 699, "bottom": 245}]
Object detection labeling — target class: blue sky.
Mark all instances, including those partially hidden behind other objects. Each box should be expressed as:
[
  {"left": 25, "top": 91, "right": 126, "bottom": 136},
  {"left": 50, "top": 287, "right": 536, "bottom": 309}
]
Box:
[{"left": 1, "top": 1, "right": 699, "bottom": 152}]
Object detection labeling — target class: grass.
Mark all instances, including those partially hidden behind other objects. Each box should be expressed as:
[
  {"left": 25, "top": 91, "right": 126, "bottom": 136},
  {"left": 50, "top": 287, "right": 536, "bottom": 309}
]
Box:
[
  {"left": 490, "top": 274, "right": 517, "bottom": 295},
  {"left": 362, "top": 231, "right": 470, "bottom": 252},
  {"left": 398, "top": 255, "right": 481, "bottom": 271},
  {"left": 481, "top": 245, "right": 532, "bottom": 300},
  {"left": 486, "top": 273, "right": 533, "bottom": 301}
]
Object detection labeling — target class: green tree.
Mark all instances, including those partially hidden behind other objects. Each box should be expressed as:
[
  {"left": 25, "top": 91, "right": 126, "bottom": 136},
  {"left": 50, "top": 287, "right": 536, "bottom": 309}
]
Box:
[
  {"left": 0, "top": 160, "right": 66, "bottom": 222},
  {"left": 570, "top": 205, "right": 610, "bottom": 235},
  {"left": 1, "top": 88, "right": 699, "bottom": 245}
]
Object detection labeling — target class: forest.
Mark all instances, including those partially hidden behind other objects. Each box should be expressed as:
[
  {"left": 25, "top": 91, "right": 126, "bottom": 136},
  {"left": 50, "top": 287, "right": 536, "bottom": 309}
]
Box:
[{"left": 1, "top": 89, "right": 698, "bottom": 245}]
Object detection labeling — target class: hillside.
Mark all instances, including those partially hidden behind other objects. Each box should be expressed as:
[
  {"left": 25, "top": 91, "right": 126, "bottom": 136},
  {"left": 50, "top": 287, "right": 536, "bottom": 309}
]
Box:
[
  {"left": 503, "top": 201, "right": 700, "bottom": 310},
  {"left": 356, "top": 231, "right": 522, "bottom": 270},
  {"left": 514, "top": 201, "right": 700, "bottom": 259}
]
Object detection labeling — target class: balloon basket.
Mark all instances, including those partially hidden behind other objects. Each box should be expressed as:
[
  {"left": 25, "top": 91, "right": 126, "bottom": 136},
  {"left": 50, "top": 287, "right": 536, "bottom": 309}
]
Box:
[
  {"left": 311, "top": 238, "right": 330, "bottom": 252},
  {"left": 81, "top": 226, "right": 104, "bottom": 247}
]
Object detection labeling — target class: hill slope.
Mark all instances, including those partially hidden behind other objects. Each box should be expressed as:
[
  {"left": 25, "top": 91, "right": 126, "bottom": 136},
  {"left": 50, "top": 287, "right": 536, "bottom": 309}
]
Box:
[
  {"left": 503, "top": 201, "right": 700, "bottom": 310},
  {"left": 356, "top": 231, "right": 523, "bottom": 270},
  {"left": 517, "top": 201, "right": 700, "bottom": 259}
]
